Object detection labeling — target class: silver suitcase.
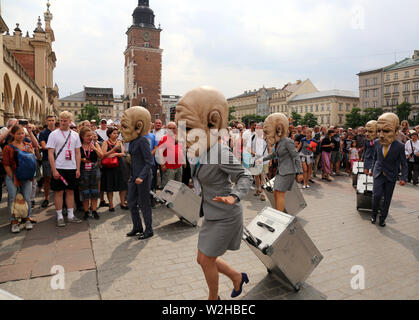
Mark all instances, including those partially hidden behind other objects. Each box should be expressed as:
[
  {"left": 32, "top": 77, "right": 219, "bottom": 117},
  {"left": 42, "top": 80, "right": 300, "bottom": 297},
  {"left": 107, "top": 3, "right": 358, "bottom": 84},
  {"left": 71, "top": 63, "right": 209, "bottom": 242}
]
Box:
[
  {"left": 158, "top": 180, "right": 201, "bottom": 226},
  {"left": 243, "top": 207, "right": 323, "bottom": 291},
  {"left": 262, "top": 178, "right": 307, "bottom": 216},
  {"left": 356, "top": 174, "right": 382, "bottom": 211},
  {"left": 352, "top": 161, "right": 364, "bottom": 187}
]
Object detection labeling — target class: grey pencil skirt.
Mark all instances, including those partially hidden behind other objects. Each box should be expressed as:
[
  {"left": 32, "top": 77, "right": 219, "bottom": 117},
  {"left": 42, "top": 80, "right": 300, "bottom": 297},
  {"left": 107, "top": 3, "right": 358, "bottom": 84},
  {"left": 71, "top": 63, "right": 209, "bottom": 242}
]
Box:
[
  {"left": 198, "top": 213, "right": 243, "bottom": 258},
  {"left": 274, "top": 173, "right": 295, "bottom": 192}
]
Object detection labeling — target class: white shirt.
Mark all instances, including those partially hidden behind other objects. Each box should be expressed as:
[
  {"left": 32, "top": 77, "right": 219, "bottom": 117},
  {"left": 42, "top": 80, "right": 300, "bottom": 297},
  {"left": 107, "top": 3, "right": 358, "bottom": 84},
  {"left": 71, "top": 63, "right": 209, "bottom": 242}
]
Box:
[
  {"left": 96, "top": 129, "right": 108, "bottom": 142},
  {"left": 405, "top": 139, "right": 419, "bottom": 162},
  {"left": 46, "top": 129, "right": 81, "bottom": 170},
  {"left": 153, "top": 129, "right": 167, "bottom": 144}
]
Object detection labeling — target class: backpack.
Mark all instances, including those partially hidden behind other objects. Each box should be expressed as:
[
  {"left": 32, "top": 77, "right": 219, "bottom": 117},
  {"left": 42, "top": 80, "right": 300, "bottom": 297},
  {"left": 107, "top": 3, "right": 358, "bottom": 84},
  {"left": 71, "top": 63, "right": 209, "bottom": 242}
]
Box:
[{"left": 9, "top": 144, "right": 37, "bottom": 181}]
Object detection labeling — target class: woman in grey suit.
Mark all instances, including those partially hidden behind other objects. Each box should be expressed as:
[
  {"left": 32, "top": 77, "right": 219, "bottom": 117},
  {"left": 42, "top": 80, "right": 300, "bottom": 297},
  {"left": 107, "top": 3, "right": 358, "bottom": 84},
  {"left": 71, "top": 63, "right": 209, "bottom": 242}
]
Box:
[
  {"left": 176, "top": 86, "right": 252, "bottom": 300},
  {"left": 261, "top": 113, "right": 303, "bottom": 211}
]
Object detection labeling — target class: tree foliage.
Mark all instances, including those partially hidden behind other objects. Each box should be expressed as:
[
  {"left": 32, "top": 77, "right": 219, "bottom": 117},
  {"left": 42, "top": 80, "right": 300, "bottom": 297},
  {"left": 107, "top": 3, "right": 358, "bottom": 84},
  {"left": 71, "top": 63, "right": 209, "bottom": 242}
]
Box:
[
  {"left": 345, "top": 108, "right": 363, "bottom": 129},
  {"left": 229, "top": 106, "right": 236, "bottom": 122},
  {"left": 241, "top": 114, "right": 267, "bottom": 128},
  {"left": 363, "top": 108, "right": 384, "bottom": 123},
  {"left": 77, "top": 103, "right": 100, "bottom": 124},
  {"left": 396, "top": 102, "right": 412, "bottom": 121},
  {"left": 291, "top": 111, "right": 302, "bottom": 126},
  {"left": 301, "top": 113, "right": 318, "bottom": 127}
]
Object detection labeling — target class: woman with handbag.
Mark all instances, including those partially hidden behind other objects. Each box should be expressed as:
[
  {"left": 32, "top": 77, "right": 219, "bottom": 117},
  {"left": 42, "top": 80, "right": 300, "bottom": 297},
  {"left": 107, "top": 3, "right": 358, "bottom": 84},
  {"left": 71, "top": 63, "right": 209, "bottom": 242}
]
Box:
[
  {"left": 101, "top": 127, "right": 128, "bottom": 212},
  {"left": 3, "top": 125, "right": 36, "bottom": 233},
  {"left": 79, "top": 127, "right": 104, "bottom": 220}
]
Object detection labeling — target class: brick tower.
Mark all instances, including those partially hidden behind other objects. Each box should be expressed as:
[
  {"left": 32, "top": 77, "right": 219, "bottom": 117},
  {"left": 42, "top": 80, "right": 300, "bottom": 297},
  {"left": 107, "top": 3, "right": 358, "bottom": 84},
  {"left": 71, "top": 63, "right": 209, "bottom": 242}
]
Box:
[{"left": 124, "top": 0, "right": 163, "bottom": 121}]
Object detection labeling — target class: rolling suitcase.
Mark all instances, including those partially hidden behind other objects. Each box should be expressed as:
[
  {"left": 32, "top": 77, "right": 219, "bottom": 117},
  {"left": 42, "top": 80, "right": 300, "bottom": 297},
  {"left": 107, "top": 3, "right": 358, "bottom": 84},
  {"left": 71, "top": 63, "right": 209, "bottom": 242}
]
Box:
[
  {"left": 157, "top": 180, "right": 201, "bottom": 226},
  {"left": 262, "top": 178, "right": 307, "bottom": 216},
  {"left": 243, "top": 207, "right": 323, "bottom": 291},
  {"left": 356, "top": 174, "right": 382, "bottom": 211},
  {"left": 352, "top": 161, "right": 364, "bottom": 188}
]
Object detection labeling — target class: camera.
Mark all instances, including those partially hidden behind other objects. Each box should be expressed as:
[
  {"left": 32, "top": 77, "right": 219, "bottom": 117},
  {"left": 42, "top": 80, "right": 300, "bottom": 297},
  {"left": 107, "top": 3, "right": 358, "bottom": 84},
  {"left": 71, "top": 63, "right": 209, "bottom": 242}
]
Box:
[{"left": 18, "top": 119, "right": 29, "bottom": 126}]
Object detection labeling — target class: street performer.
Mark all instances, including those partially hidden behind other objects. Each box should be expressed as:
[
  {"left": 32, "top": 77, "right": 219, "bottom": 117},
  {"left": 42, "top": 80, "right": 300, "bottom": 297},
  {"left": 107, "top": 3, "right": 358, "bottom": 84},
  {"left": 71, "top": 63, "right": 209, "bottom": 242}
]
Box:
[
  {"left": 370, "top": 113, "right": 408, "bottom": 227},
  {"left": 176, "top": 86, "right": 252, "bottom": 300}
]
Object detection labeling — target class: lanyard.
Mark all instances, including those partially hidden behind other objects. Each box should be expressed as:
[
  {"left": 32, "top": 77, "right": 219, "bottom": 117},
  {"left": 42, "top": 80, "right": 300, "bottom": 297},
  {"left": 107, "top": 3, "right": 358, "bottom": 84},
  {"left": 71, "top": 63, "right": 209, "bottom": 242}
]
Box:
[
  {"left": 61, "top": 130, "right": 71, "bottom": 149},
  {"left": 82, "top": 146, "right": 91, "bottom": 160}
]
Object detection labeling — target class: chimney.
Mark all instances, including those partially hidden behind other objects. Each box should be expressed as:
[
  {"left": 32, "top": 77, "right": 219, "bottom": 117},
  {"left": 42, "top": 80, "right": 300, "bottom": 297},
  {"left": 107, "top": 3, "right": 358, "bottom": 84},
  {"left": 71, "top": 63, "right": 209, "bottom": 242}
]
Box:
[
  {"left": 413, "top": 50, "right": 419, "bottom": 60},
  {"left": 296, "top": 80, "right": 302, "bottom": 85}
]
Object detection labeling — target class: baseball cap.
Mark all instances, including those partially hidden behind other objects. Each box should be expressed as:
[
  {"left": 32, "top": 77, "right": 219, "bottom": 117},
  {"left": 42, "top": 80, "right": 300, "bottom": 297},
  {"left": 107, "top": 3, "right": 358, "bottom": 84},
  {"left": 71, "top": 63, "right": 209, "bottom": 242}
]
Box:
[{"left": 100, "top": 119, "right": 107, "bottom": 124}]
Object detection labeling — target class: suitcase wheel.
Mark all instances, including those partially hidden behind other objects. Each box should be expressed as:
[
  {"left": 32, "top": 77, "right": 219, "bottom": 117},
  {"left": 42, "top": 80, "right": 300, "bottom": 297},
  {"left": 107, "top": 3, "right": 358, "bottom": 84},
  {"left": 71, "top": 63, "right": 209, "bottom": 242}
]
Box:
[
  {"left": 294, "top": 284, "right": 301, "bottom": 292},
  {"left": 267, "top": 268, "right": 272, "bottom": 274}
]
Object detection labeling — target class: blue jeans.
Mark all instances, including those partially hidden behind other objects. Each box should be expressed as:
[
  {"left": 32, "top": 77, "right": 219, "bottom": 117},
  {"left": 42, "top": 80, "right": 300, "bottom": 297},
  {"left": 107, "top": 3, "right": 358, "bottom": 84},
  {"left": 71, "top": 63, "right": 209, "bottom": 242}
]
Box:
[{"left": 5, "top": 175, "right": 32, "bottom": 221}]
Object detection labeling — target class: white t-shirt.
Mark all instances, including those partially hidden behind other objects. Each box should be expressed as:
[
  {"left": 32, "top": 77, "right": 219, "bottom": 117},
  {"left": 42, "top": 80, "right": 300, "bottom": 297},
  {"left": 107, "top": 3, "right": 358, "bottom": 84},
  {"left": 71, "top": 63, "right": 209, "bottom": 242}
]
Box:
[
  {"left": 46, "top": 129, "right": 81, "bottom": 170},
  {"left": 96, "top": 129, "right": 108, "bottom": 142},
  {"left": 153, "top": 129, "right": 167, "bottom": 143}
]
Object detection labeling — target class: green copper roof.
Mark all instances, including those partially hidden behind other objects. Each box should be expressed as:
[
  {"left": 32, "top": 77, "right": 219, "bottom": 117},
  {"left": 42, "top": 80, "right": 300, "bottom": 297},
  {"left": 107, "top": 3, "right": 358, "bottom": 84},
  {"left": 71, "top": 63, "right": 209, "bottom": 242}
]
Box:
[{"left": 384, "top": 57, "right": 419, "bottom": 71}]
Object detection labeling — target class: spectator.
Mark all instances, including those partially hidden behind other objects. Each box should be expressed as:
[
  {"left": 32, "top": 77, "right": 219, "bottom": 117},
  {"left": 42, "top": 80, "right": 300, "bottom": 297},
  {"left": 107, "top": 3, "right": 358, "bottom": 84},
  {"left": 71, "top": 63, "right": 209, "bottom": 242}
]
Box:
[
  {"left": 321, "top": 129, "right": 335, "bottom": 181},
  {"left": 312, "top": 126, "right": 322, "bottom": 178},
  {"left": 152, "top": 119, "right": 166, "bottom": 144},
  {"left": 3, "top": 124, "right": 36, "bottom": 233},
  {"left": 144, "top": 124, "right": 158, "bottom": 206},
  {"left": 79, "top": 127, "right": 104, "bottom": 220},
  {"left": 331, "top": 127, "right": 342, "bottom": 176},
  {"left": 47, "top": 111, "right": 83, "bottom": 227},
  {"left": 349, "top": 140, "right": 360, "bottom": 171},
  {"left": 354, "top": 127, "right": 366, "bottom": 159},
  {"left": 157, "top": 122, "right": 184, "bottom": 188},
  {"left": 405, "top": 132, "right": 419, "bottom": 185},
  {"left": 39, "top": 115, "right": 56, "bottom": 208},
  {"left": 101, "top": 127, "right": 128, "bottom": 212},
  {"left": 90, "top": 120, "right": 98, "bottom": 132},
  {"left": 343, "top": 132, "right": 353, "bottom": 173},
  {"left": 96, "top": 119, "right": 108, "bottom": 143},
  {"left": 298, "top": 128, "right": 316, "bottom": 189},
  {"left": 248, "top": 123, "right": 268, "bottom": 201}
]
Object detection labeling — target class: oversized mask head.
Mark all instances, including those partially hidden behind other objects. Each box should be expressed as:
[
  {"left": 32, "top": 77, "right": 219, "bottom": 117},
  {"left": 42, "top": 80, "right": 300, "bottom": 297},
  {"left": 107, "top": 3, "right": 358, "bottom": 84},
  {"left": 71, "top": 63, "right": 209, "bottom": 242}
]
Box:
[
  {"left": 120, "top": 106, "right": 151, "bottom": 142},
  {"left": 175, "top": 86, "right": 228, "bottom": 157},
  {"left": 376, "top": 113, "right": 400, "bottom": 146},
  {"left": 365, "top": 120, "right": 377, "bottom": 141},
  {"left": 263, "top": 113, "right": 289, "bottom": 146}
]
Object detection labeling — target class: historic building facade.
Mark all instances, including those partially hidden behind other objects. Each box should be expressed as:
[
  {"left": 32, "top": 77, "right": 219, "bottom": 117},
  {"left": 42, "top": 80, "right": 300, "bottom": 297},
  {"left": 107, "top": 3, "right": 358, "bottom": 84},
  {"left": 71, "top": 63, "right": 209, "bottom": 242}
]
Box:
[
  {"left": 358, "top": 50, "right": 419, "bottom": 121},
  {"left": 0, "top": 1, "right": 59, "bottom": 126},
  {"left": 162, "top": 94, "right": 181, "bottom": 124},
  {"left": 288, "top": 90, "right": 360, "bottom": 127},
  {"left": 58, "top": 87, "right": 114, "bottom": 121},
  {"left": 124, "top": 0, "right": 163, "bottom": 121}
]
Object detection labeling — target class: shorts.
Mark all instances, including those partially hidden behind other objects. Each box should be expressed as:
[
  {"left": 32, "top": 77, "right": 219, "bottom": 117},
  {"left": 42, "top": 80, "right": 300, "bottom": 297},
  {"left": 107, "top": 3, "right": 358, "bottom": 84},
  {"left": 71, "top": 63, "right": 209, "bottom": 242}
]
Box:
[
  {"left": 42, "top": 160, "right": 52, "bottom": 178},
  {"left": 331, "top": 151, "right": 342, "bottom": 164},
  {"left": 51, "top": 169, "right": 77, "bottom": 191},
  {"left": 79, "top": 167, "right": 100, "bottom": 201},
  {"left": 300, "top": 154, "right": 314, "bottom": 165}
]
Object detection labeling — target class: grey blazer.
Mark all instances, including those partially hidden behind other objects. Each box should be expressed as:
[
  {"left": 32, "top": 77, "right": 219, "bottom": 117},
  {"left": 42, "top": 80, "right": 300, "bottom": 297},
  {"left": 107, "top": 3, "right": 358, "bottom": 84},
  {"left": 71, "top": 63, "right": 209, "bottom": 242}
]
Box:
[
  {"left": 192, "top": 143, "right": 252, "bottom": 221},
  {"left": 264, "top": 137, "right": 303, "bottom": 176}
]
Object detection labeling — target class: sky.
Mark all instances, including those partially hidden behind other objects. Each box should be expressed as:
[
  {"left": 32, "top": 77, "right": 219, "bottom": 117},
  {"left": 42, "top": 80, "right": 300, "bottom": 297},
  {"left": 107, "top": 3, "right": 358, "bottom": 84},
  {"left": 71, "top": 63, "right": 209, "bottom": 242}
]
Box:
[{"left": 2, "top": 0, "right": 419, "bottom": 99}]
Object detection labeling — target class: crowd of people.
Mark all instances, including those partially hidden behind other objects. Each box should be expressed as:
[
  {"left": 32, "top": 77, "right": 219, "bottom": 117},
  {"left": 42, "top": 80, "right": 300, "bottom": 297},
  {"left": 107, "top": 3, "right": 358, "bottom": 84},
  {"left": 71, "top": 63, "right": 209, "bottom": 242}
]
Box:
[{"left": 0, "top": 111, "right": 418, "bottom": 234}]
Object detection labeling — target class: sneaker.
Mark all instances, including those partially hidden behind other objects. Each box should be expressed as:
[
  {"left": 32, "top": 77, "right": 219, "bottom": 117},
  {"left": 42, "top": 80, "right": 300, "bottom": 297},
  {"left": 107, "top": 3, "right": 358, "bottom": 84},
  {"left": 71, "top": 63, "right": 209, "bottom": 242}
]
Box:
[
  {"left": 57, "top": 218, "right": 66, "bottom": 227},
  {"left": 41, "top": 200, "right": 49, "bottom": 208},
  {"left": 302, "top": 186, "right": 307, "bottom": 189},
  {"left": 11, "top": 223, "right": 20, "bottom": 233},
  {"left": 306, "top": 185, "right": 311, "bottom": 189},
  {"left": 67, "top": 216, "right": 82, "bottom": 224},
  {"left": 25, "top": 220, "right": 33, "bottom": 230}
]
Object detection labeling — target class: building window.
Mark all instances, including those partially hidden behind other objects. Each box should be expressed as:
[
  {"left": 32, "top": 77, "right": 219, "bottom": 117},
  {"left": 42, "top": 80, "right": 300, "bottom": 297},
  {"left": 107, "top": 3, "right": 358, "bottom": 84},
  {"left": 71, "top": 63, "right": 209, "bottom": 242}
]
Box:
[
  {"left": 386, "top": 74, "right": 390, "bottom": 81},
  {"left": 373, "top": 101, "right": 377, "bottom": 108},
  {"left": 365, "top": 90, "right": 369, "bottom": 98},
  {"left": 142, "top": 98, "right": 147, "bottom": 105},
  {"left": 386, "top": 99, "right": 390, "bottom": 106},
  {"left": 394, "top": 84, "right": 399, "bottom": 92},
  {"left": 365, "top": 79, "right": 369, "bottom": 86},
  {"left": 75, "top": 111, "right": 78, "bottom": 115},
  {"left": 415, "top": 69, "right": 419, "bottom": 76},
  {"left": 310, "top": 105, "right": 313, "bottom": 112},
  {"left": 405, "top": 71, "right": 409, "bottom": 78},
  {"left": 346, "top": 104, "right": 350, "bottom": 111},
  {"left": 144, "top": 42, "right": 150, "bottom": 48},
  {"left": 374, "top": 89, "right": 378, "bottom": 97},
  {"left": 414, "top": 96, "right": 418, "bottom": 104},
  {"left": 392, "top": 98, "right": 398, "bottom": 105},
  {"left": 405, "top": 97, "right": 409, "bottom": 103},
  {"left": 339, "top": 104, "right": 343, "bottom": 111},
  {"left": 138, "top": 87, "right": 143, "bottom": 94},
  {"left": 385, "top": 86, "right": 390, "bottom": 94},
  {"left": 68, "top": 103, "right": 71, "bottom": 106},
  {"left": 305, "top": 106, "right": 308, "bottom": 113},
  {"left": 394, "top": 73, "right": 398, "bottom": 80},
  {"left": 339, "top": 116, "right": 343, "bottom": 123},
  {"left": 373, "top": 78, "right": 377, "bottom": 85},
  {"left": 327, "top": 104, "right": 331, "bottom": 111},
  {"left": 315, "top": 105, "right": 319, "bottom": 112},
  {"left": 365, "top": 102, "right": 369, "bottom": 108},
  {"left": 155, "top": 114, "right": 159, "bottom": 120},
  {"left": 321, "top": 105, "right": 324, "bottom": 111},
  {"left": 404, "top": 83, "right": 410, "bottom": 92},
  {"left": 414, "top": 82, "right": 419, "bottom": 90},
  {"left": 61, "top": 103, "right": 64, "bottom": 106}
]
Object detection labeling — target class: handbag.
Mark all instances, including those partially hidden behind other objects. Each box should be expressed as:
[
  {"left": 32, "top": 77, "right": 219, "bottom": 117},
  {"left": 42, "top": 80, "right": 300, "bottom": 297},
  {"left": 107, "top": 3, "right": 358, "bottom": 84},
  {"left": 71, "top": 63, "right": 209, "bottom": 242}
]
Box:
[
  {"left": 12, "top": 192, "right": 29, "bottom": 220},
  {"left": 102, "top": 156, "right": 119, "bottom": 169}
]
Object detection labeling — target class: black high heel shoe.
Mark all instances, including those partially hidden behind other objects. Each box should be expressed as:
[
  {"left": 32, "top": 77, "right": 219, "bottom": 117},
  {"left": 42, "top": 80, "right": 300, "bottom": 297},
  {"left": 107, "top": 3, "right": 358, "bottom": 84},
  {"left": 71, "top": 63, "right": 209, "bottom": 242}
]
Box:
[{"left": 231, "top": 273, "right": 249, "bottom": 298}]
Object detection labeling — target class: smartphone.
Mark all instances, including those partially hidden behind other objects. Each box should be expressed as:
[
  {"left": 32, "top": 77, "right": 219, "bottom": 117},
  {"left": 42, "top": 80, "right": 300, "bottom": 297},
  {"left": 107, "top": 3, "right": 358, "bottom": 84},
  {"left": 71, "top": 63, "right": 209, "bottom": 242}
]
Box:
[{"left": 19, "top": 120, "right": 29, "bottom": 126}]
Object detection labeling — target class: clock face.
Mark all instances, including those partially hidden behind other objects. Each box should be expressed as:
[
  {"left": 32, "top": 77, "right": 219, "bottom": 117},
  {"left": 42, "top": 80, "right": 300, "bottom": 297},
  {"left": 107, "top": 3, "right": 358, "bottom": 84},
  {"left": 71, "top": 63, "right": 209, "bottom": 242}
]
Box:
[{"left": 143, "top": 31, "right": 151, "bottom": 41}]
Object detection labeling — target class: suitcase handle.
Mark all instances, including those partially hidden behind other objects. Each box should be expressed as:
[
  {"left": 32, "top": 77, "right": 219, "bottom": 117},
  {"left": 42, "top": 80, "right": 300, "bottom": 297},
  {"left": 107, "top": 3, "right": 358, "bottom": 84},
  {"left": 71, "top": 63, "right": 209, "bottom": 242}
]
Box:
[
  {"left": 257, "top": 222, "right": 275, "bottom": 233},
  {"left": 164, "top": 190, "right": 174, "bottom": 195},
  {"left": 243, "top": 227, "right": 262, "bottom": 248}
]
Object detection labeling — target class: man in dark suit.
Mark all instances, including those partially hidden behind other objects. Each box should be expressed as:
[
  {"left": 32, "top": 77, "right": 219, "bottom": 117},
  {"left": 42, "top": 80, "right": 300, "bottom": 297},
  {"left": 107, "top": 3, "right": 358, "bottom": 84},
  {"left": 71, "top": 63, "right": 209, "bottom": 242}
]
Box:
[{"left": 371, "top": 113, "right": 408, "bottom": 227}]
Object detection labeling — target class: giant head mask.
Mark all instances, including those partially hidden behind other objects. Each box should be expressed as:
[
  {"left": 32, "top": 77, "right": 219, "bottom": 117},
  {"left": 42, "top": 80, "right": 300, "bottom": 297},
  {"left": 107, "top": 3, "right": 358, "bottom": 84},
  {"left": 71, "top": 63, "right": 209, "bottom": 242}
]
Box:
[
  {"left": 365, "top": 120, "right": 377, "bottom": 141},
  {"left": 263, "top": 113, "right": 289, "bottom": 146},
  {"left": 376, "top": 113, "right": 400, "bottom": 146},
  {"left": 175, "top": 86, "right": 228, "bottom": 157},
  {"left": 120, "top": 106, "right": 151, "bottom": 142}
]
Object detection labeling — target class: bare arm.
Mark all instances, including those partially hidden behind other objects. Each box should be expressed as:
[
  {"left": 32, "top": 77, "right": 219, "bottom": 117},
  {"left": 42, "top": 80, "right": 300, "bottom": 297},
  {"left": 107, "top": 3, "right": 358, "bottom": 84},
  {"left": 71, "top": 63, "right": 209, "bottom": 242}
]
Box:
[
  {"left": 48, "top": 148, "right": 59, "bottom": 179},
  {"left": 75, "top": 147, "right": 81, "bottom": 173}
]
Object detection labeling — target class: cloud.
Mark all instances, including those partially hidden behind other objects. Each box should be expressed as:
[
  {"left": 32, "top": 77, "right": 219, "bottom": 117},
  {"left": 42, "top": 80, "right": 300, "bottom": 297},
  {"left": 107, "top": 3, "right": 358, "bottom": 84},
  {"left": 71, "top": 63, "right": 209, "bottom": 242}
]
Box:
[{"left": 2, "top": 0, "right": 419, "bottom": 99}]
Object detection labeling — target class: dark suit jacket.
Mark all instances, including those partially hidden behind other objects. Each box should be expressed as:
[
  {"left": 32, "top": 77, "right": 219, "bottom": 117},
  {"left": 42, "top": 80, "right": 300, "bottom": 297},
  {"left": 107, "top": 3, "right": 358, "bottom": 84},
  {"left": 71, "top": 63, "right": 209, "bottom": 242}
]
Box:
[
  {"left": 128, "top": 136, "right": 153, "bottom": 181},
  {"left": 263, "top": 138, "right": 303, "bottom": 176},
  {"left": 363, "top": 139, "right": 377, "bottom": 170},
  {"left": 371, "top": 140, "right": 408, "bottom": 183}
]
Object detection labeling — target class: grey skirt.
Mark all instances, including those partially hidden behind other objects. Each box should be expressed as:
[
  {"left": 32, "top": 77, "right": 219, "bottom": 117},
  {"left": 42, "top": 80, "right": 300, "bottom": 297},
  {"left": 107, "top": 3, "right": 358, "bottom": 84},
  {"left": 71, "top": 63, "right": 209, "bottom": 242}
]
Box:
[
  {"left": 198, "top": 214, "right": 243, "bottom": 258},
  {"left": 274, "top": 173, "right": 295, "bottom": 192}
]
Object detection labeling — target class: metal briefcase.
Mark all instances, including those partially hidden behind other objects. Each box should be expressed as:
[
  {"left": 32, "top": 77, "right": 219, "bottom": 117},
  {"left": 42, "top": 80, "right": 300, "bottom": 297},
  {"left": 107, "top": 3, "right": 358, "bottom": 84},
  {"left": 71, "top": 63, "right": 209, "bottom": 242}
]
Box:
[
  {"left": 243, "top": 207, "right": 323, "bottom": 291},
  {"left": 159, "top": 180, "right": 201, "bottom": 226},
  {"left": 262, "top": 178, "right": 307, "bottom": 216},
  {"left": 352, "top": 161, "right": 364, "bottom": 187},
  {"left": 356, "top": 174, "right": 382, "bottom": 211}
]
